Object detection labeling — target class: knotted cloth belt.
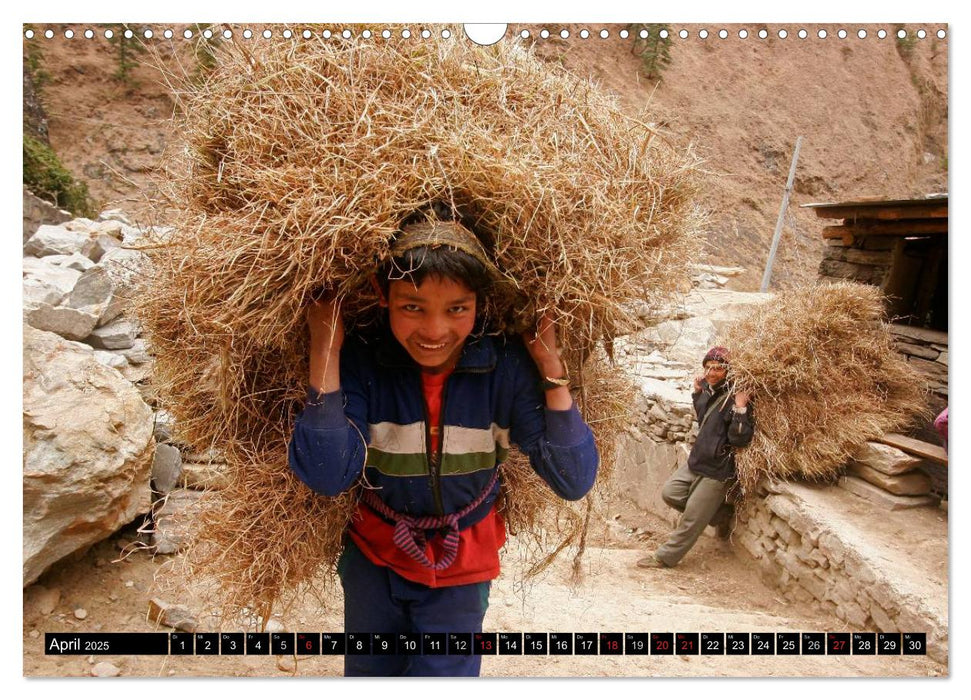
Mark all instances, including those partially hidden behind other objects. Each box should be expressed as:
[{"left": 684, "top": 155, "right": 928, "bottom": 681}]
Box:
[{"left": 360, "top": 469, "right": 500, "bottom": 571}]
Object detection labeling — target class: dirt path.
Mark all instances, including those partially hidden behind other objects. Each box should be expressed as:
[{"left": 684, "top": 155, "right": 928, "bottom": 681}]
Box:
[{"left": 23, "top": 504, "right": 944, "bottom": 678}]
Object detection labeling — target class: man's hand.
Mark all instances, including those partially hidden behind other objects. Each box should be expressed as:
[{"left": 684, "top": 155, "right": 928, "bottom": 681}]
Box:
[
  {"left": 307, "top": 294, "right": 344, "bottom": 394},
  {"left": 522, "top": 311, "right": 572, "bottom": 410},
  {"left": 693, "top": 375, "right": 705, "bottom": 393},
  {"left": 734, "top": 390, "right": 751, "bottom": 408}
]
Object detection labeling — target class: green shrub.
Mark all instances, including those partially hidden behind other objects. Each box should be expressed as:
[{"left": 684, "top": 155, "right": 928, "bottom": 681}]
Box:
[
  {"left": 107, "top": 24, "right": 148, "bottom": 86},
  {"left": 629, "top": 23, "right": 673, "bottom": 81},
  {"left": 23, "top": 135, "right": 95, "bottom": 217}
]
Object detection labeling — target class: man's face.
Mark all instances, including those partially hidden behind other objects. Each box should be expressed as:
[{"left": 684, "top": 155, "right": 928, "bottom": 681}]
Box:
[
  {"left": 703, "top": 361, "right": 728, "bottom": 385},
  {"left": 384, "top": 275, "right": 477, "bottom": 373}
]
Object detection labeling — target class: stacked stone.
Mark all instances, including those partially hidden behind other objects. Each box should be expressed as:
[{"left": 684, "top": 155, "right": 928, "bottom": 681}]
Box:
[
  {"left": 22, "top": 209, "right": 228, "bottom": 585},
  {"left": 840, "top": 441, "right": 940, "bottom": 506},
  {"left": 817, "top": 237, "right": 896, "bottom": 287},
  {"left": 640, "top": 396, "right": 696, "bottom": 443},
  {"left": 733, "top": 484, "right": 946, "bottom": 664},
  {"left": 889, "top": 323, "right": 948, "bottom": 409}
]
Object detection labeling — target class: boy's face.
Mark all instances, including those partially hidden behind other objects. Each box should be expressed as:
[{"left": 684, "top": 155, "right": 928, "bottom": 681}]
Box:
[{"left": 383, "top": 275, "right": 477, "bottom": 374}]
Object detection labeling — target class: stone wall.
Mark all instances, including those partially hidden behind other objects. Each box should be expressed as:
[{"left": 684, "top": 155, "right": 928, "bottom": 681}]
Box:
[
  {"left": 732, "top": 481, "right": 947, "bottom": 663},
  {"left": 888, "top": 323, "right": 948, "bottom": 408},
  {"left": 817, "top": 237, "right": 895, "bottom": 287}
]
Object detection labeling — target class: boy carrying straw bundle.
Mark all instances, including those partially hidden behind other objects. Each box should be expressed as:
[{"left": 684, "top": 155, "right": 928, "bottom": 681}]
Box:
[
  {"left": 637, "top": 346, "right": 753, "bottom": 570},
  {"left": 288, "top": 215, "right": 600, "bottom": 676}
]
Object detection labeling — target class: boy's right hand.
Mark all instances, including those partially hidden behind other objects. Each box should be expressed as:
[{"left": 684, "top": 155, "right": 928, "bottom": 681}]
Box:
[
  {"left": 307, "top": 295, "right": 344, "bottom": 394},
  {"left": 693, "top": 375, "right": 704, "bottom": 393}
]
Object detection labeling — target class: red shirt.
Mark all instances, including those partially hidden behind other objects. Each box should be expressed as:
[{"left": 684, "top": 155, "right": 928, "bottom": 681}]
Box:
[{"left": 348, "top": 368, "right": 506, "bottom": 588}]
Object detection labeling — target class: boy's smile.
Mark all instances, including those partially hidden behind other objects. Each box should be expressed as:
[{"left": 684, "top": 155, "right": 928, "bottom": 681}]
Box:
[{"left": 383, "top": 276, "right": 477, "bottom": 374}]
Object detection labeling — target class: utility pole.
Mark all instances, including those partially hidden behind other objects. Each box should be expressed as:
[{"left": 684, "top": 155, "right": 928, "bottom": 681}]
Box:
[{"left": 760, "top": 136, "right": 803, "bottom": 293}]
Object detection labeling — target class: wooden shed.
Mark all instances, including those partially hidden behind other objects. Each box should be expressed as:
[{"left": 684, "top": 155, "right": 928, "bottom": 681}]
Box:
[
  {"left": 804, "top": 195, "right": 948, "bottom": 495},
  {"left": 806, "top": 195, "right": 947, "bottom": 332}
]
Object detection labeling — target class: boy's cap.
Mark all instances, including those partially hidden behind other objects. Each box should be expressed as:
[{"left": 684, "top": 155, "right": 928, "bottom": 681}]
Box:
[
  {"left": 703, "top": 346, "right": 731, "bottom": 366},
  {"left": 391, "top": 220, "right": 501, "bottom": 278}
]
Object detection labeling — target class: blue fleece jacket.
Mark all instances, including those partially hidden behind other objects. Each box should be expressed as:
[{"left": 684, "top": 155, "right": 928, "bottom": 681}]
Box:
[{"left": 288, "top": 330, "right": 599, "bottom": 530}]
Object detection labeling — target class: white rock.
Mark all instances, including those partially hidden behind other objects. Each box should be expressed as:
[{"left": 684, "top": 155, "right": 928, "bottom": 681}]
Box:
[
  {"left": 64, "top": 218, "right": 95, "bottom": 231},
  {"left": 44, "top": 252, "right": 95, "bottom": 272},
  {"left": 67, "top": 265, "right": 126, "bottom": 325},
  {"left": 93, "top": 350, "right": 129, "bottom": 370},
  {"left": 23, "top": 277, "right": 69, "bottom": 310},
  {"left": 24, "top": 224, "right": 90, "bottom": 257},
  {"left": 23, "top": 185, "right": 71, "bottom": 243},
  {"left": 98, "top": 209, "right": 133, "bottom": 226},
  {"left": 153, "top": 410, "right": 175, "bottom": 442},
  {"left": 265, "top": 618, "right": 286, "bottom": 634},
  {"left": 74, "top": 608, "right": 88, "bottom": 620},
  {"left": 121, "top": 225, "right": 147, "bottom": 245},
  {"left": 91, "top": 662, "right": 121, "bottom": 677},
  {"left": 26, "top": 303, "right": 100, "bottom": 341},
  {"left": 119, "top": 338, "right": 152, "bottom": 365},
  {"left": 82, "top": 233, "right": 121, "bottom": 264},
  {"left": 99, "top": 247, "right": 144, "bottom": 302},
  {"left": 85, "top": 318, "right": 138, "bottom": 350},
  {"left": 23, "top": 256, "right": 82, "bottom": 305},
  {"left": 23, "top": 327, "right": 154, "bottom": 586},
  {"left": 92, "top": 220, "right": 124, "bottom": 238},
  {"left": 152, "top": 444, "right": 183, "bottom": 494}
]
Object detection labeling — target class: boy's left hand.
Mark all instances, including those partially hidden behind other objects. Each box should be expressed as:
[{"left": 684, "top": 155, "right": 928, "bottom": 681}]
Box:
[{"left": 522, "top": 312, "right": 566, "bottom": 379}]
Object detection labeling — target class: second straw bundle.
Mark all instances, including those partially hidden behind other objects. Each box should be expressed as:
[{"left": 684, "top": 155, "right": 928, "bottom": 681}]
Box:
[{"left": 724, "top": 282, "right": 928, "bottom": 493}]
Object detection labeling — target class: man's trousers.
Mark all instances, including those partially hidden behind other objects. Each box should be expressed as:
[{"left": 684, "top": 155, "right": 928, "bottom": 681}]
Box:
[{"left": 654, "top": 463, "right": 731, "bottom": 567}]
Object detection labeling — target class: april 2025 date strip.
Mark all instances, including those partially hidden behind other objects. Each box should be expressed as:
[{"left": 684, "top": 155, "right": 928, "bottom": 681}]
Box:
[{"left": 45, "top": 631, "right": 926, "bottom": 656}]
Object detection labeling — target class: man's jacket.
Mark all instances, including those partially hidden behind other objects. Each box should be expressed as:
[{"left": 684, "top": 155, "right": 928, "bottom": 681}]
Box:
[
  {"left": 687, "top": 380, "right": 755, "bottom": 481},
  {"left": 288, "top": 330, "right": 599, "bottom": 531}
]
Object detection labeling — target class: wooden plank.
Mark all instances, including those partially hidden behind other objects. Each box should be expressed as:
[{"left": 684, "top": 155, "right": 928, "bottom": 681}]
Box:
[
  {"left": 822, "top": 219, "right": 948, "bottom": 237},
  {"left": 810, "top": 203, "right": 948, "bottom": 221},
  {"left": 878, "top": 433, "right": 948, "bottom": 466}
]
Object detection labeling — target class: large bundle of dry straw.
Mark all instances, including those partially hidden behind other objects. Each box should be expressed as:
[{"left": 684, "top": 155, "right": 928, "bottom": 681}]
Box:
[
  {"left": 724, "top": 282, "right": 928, "bottom": 494},
  {"left": 138, "top": 32, "right": 700, "bottom": 616}
]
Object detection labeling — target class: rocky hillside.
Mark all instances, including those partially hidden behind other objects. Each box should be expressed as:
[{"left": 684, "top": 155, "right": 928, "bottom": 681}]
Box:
[{"left": 25, "top": 22, "right": 947, "bottom": 290}]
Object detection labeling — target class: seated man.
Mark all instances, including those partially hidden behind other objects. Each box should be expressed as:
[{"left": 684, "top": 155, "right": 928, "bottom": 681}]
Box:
[{"left": 637, "top": 346, "right": 754, "bottom": 569}]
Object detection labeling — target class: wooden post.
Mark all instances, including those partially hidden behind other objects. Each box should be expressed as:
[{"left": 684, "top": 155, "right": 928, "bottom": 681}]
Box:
[{"left": 760, "top": 136, "right": 803, "bottom": 292}]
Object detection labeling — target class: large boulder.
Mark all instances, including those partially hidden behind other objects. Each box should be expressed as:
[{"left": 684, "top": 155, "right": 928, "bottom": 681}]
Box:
[{"left": 23, "top": 326, "right": 155, "bottom": 586}]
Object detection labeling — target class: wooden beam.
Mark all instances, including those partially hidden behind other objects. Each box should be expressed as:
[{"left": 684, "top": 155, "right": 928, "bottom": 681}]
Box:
[
  {"left": 822, "top": 219, "right": 948, "bottom": 238},
  {"left": 811, "top": 203, "right": 948, "bottom": 221},
  {"left": 820, "top": 231, "right": 856, "bottom": 245},
  {"left": 878, "top": 433, "right": 948, "bottom": 466}
]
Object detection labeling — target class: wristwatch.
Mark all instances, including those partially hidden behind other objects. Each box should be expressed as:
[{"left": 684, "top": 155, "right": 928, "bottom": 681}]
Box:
[{"left": 540, "top": 374, "right": 570, "bottom": 391}]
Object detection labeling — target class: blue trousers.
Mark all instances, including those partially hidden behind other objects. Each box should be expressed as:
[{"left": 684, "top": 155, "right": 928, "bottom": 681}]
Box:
[{"left": 338, "top": 539, "right": 491, "bottom": 676}]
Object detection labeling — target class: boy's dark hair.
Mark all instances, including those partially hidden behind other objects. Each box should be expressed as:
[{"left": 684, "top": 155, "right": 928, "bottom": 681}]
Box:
[
  {"left": 378, "top": 204, "right": 495, "bottom": 302},
  {"left": 377, "top": 246, "right": 494, "bottom": 302}
]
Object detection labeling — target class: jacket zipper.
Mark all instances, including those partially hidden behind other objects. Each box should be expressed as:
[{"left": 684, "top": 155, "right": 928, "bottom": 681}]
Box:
[{"left": 421, "top": 372, "right": 448, "bottom": 516}]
